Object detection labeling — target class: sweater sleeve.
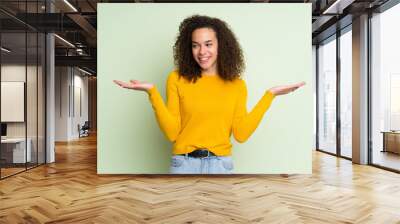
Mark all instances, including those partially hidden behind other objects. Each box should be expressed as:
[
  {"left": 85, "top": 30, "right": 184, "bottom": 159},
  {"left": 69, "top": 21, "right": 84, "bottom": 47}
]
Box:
[
  {"left": 232, "top": 79, "right": 275, "bottom": 143},
  {"left": 146, "top": 72, "right": 181, "bottom": 142}
]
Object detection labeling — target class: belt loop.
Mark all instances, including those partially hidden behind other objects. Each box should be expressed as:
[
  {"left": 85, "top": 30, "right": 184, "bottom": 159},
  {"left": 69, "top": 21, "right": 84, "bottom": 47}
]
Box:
[
  {"left": 207, "top": 150, "right": 210, "bottom": 157},
  {"left": 185, "top": 153, "right": 188, "bottom": 159}
]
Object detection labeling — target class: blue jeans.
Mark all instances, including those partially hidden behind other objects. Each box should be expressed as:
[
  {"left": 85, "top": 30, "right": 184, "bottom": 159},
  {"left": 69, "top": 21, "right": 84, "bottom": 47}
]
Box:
[{"left": 169, "top": 155, "right": 234, "bottom": 174}]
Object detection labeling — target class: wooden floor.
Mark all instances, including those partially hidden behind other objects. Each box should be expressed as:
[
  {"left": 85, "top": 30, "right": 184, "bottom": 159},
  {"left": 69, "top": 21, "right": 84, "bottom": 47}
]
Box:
[
  {"left": 1, "top": 135, "right": 400, "bottom": 223},
  {"left": 1, "top": 163, "right": 45, "bottom": 178},
  {"left": 0, "top": 167, "right": 26, "bottom": 178}
]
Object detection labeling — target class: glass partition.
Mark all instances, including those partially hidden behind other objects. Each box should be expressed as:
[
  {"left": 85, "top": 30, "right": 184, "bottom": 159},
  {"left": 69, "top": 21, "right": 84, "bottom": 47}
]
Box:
[
  {"left": 317, "top": 36, "right": 337, "bottom": 155},
  {"left": 0, "top": 1, "right": 46, "bottom": 179},
  {"left": 1, "top": 31, "right": 28, "bottom": 177},
  {"left": 339, "top": 28, "right": 352, "bottom": 158},
  {"left": 371, "top": 4, "right": 400, "bottom": 171}
]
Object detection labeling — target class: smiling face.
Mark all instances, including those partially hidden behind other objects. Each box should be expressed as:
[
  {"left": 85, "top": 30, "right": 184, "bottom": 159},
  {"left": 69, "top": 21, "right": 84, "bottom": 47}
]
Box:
[{"left": 191, "top": 27, "right": 218, "bottom": 75}]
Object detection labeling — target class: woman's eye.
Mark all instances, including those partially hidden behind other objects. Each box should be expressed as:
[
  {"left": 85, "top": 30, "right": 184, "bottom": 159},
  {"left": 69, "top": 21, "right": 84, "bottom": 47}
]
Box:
[{"left": 206, "top": 44, "right": 212, "bottom": 47}]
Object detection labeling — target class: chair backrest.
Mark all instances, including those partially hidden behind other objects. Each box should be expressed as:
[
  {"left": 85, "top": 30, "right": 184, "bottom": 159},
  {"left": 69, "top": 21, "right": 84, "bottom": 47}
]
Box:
[{"left": 82, "top": 121, "right": 90, "bottom": 129}]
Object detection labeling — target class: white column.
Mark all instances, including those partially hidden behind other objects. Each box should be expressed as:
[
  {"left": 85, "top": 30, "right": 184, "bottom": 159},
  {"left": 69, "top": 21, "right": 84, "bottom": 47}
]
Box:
[
  {"left": 45, "top": 0, "right": 56, "bottom": 163},
  {"left": 46, "top": 33, "right": 55, "bottom": 163},
  {"left": 352, "top": 14, "right": 369, "bottom": 164}
]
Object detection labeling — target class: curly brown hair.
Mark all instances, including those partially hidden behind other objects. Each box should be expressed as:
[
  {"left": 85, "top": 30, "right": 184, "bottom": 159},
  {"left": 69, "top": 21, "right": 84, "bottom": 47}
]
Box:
[{"left": 173, "top": 15, "right": 245, "bottom": 83}]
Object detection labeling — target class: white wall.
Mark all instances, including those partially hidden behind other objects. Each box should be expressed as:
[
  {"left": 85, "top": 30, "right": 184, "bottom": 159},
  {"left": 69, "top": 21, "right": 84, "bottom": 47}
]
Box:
[
  {"left": 55, "top": 67, "right": 89, "bottom": 141},
  {"left": 1, "top": 65, "right": 42, "bottom": 138},
  {"left": 55, "top": 66, "right": 70, "bottom": 141},
  {"left": 1, "top": 63, "right": 46, "bottom": 164},
  {"left": 1, "top": 65, "right": 26, "bottom": 133}
]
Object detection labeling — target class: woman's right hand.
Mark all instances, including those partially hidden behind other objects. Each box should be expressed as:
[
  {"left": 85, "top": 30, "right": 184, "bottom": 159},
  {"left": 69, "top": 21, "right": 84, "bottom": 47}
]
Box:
[{"left": 113, "top": 80, "right": 154, "bottom": 92}]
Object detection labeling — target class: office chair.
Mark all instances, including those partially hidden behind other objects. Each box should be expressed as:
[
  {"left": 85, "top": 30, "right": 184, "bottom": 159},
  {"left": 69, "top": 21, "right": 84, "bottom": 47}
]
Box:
[{"left": 79, "top": 121, "right": 90, "bottom": 138}]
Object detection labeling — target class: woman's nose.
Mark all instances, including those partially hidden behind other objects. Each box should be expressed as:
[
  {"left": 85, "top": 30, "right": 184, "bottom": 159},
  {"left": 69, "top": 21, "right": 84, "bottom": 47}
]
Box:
[{"left": 199, "top": 46, "right": 206, "bottom": 54}]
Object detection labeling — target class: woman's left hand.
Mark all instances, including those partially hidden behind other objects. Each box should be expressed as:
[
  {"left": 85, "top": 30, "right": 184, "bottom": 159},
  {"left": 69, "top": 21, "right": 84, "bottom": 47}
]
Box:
[{"left": 268, "top": 82, "right": 306, "bottom": 96}]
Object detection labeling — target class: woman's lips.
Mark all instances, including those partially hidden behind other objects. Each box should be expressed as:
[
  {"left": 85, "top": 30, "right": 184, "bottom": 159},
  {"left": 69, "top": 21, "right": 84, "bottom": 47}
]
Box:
[{"left": 199, "top": 57, "right": 210, "bottom": 64}]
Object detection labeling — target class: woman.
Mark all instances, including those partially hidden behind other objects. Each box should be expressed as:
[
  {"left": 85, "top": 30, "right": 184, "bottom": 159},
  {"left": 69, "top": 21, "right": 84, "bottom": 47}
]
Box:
[{"left": 114, "top": 15, "right": 305, "bottom": 174}]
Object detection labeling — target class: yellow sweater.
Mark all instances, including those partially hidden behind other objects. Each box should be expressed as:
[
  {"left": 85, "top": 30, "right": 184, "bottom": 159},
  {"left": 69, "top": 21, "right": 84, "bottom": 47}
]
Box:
[{"left": 147, "top": 71, "right": 275, "bottom": 156}]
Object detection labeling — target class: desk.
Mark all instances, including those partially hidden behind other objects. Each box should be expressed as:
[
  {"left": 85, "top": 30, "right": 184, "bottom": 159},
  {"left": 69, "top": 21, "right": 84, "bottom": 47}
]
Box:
[
  {"left": 381, "top": 131, "right": 400, "bottom": 154},
  {"left": 1, "top": 138, "right": 31, "bottom": 163}
]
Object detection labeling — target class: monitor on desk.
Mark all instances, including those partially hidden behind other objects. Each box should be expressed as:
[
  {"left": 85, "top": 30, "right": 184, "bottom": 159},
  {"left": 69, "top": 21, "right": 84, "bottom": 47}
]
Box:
[{"left": 1, "top": 123, "right": 7, "bottom": 138}]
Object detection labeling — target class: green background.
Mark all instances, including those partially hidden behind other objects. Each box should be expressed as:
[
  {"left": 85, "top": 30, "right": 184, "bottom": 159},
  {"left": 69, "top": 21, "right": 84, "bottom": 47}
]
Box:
[{"left": 98, "top": 3, "right": 312, "bottom": 174}]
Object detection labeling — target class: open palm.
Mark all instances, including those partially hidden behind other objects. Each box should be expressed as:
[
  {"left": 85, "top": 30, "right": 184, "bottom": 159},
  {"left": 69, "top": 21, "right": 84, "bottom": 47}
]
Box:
[
  {"left": 269, "top": 82, "right": 306, "bottom": 96},
  {"left": 113, "top": 80, "right": 154, "bottom": 92}
]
